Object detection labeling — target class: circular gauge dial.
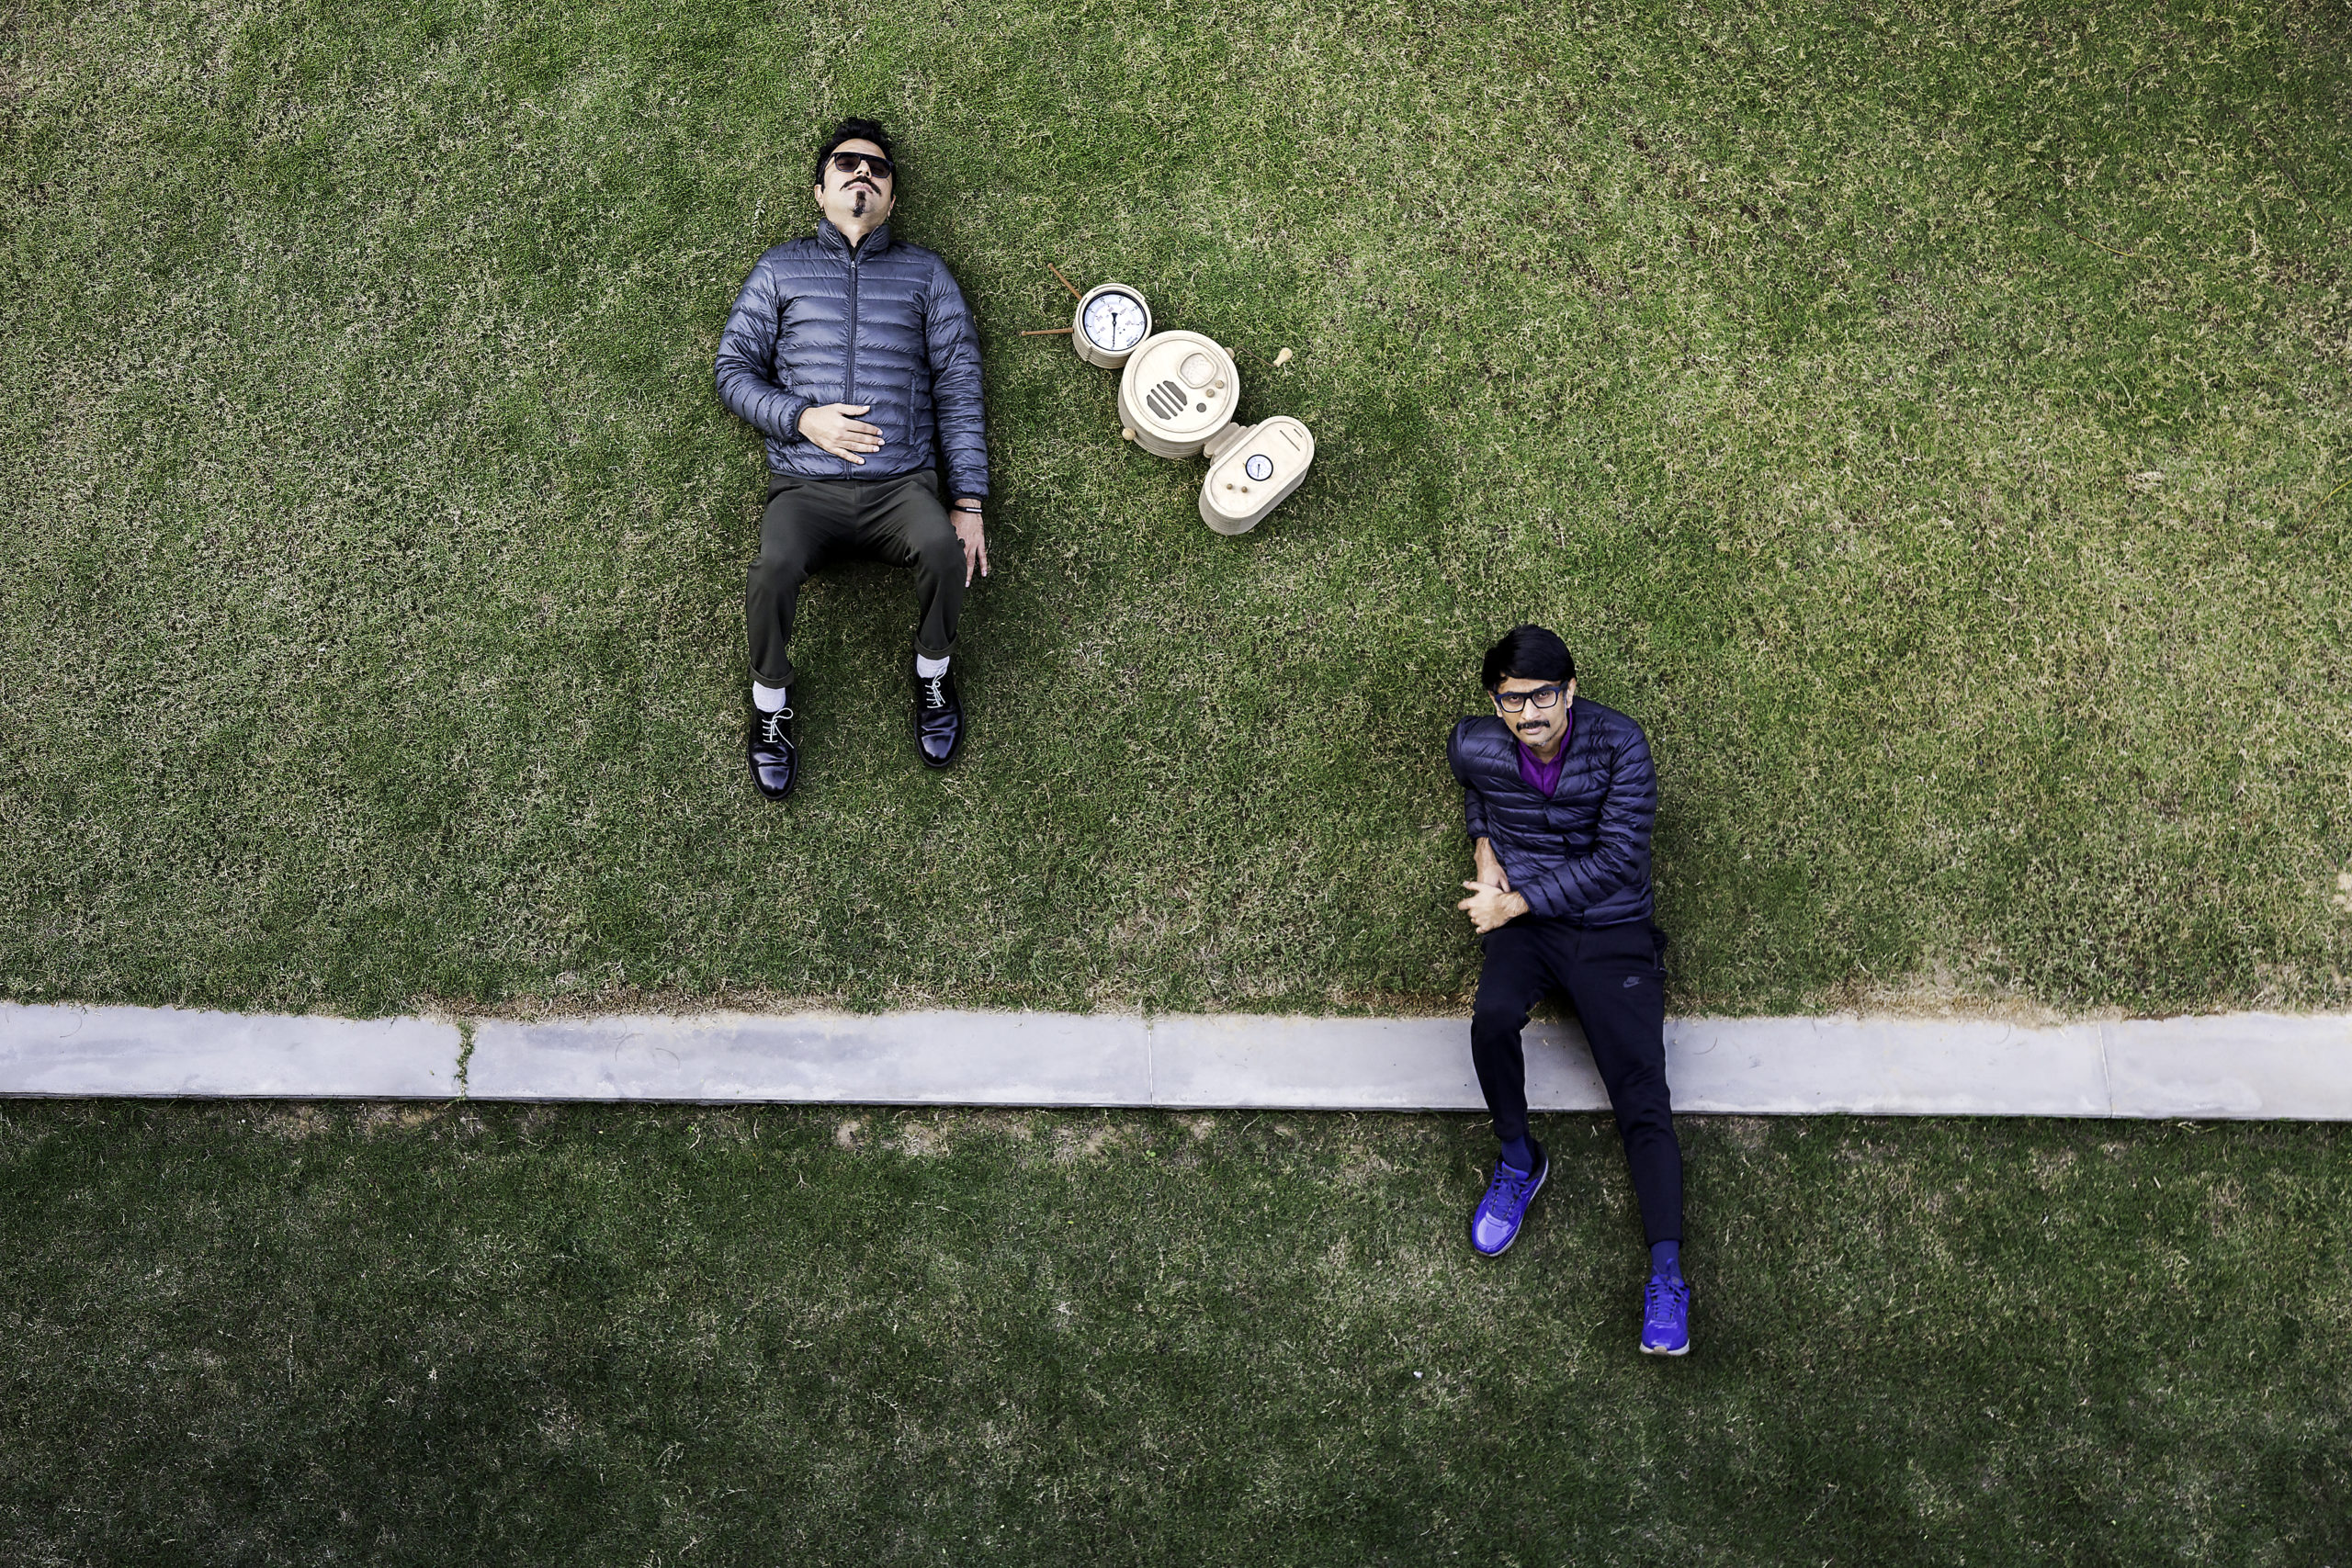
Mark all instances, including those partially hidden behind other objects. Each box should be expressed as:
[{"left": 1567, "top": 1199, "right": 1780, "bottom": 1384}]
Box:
[
  {"left": 1244, "top": 454, "right": 1274, "bottom": 481},
  {"left": 1081, "top": 289, "right": 1149, "bottom": 354}
]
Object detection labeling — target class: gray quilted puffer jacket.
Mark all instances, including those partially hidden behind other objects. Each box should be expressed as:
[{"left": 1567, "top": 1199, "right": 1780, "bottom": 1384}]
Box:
[
  {"left": 1447, "top": 700, "right": 1657, "bottom": 926},
  {"left": 715, "top": 219, "right": 989, "bottom": 499}
]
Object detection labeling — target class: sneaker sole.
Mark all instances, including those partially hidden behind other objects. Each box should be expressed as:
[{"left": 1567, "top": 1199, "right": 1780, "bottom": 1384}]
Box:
[
  {"left": 1641, "top": 1294, "right": 1692, "bottom": 1356},
  {"left": 1470, "top": 1156, "right": 1547, "bottom": 1258}
]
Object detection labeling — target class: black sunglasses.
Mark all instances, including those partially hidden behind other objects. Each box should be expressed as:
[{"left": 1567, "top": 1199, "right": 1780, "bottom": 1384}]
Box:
[{"left": 829, "top": 151, "right": 895, "bottom": 180}]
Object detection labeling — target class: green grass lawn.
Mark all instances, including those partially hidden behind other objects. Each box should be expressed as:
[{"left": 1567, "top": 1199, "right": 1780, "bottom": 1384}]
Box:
[
  {"left": 4, "top": 0, "right": 2350, "bottom": 1018},
  {"left": 1, "top": 1102, "right": 2345, "bottom": 1563}
]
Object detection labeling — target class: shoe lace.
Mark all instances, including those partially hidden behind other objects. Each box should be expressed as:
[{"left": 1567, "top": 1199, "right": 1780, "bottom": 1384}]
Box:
[
  {"left": 1483, "top": 1163, "right": 1532, "bottom": 1210},
  {"left": 922, "top": 675, "right": 946, "bottom": 710},
  {"left": 1645, "top": 1273, "right": 1690, "bottom": 1324},
  {"left": 761, "top": 707, "right": 794, "bottom": 743}
]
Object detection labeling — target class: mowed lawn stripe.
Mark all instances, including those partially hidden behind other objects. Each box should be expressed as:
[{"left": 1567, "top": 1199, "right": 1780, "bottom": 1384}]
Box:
[
  {"left": 0, "top": 1103, "right": 2346, "bottom": 1562},
  {"left": 2, "top": 0, "right": 2347, "bottom": 1017}
]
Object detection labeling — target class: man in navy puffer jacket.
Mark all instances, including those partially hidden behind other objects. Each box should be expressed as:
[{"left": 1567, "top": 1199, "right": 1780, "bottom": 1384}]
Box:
[
  {"left": 716, "top": 118, "right": 989, "bottom": 800},
  {"left": 1448, "top": 625, "right": 1691, "bottom": 1356}
]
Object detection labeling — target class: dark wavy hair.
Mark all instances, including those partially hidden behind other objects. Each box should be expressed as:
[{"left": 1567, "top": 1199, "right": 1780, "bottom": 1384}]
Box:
[
  {"left": 1481, "top": 625, "right": 1576, "bottom": 691},
  {"left": 812, "top": 118, "right": 898, "bottom": 188}
]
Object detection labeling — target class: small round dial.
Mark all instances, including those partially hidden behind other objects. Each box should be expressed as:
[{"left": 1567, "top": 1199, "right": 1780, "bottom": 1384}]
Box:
[
  {"left": 1072, "top": 283, "right": 1153, "bottom": 368},
  {"left": 1082, "top": 290, "right": 1148, "bottom": 353},
  {"left": 1245, "top": 454, "right": 1274, "bottom": 481}
]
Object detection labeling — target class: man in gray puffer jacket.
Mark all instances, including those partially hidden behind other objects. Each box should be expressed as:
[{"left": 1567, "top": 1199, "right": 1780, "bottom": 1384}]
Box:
[
  {"left": 1448, "top": 624, "right": 1690, "bottom": 1357},
  {"left": 716, "top": 118, "right": 989, "bottom": 800}
]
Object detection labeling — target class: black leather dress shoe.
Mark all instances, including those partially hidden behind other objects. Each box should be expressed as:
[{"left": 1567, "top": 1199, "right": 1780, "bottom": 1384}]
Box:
[
  {"left": 914, "top": 666, "right": 963, "bottom": 768},
  {"left": 748, "top": 701, "right": 797, "bottom": 800}
]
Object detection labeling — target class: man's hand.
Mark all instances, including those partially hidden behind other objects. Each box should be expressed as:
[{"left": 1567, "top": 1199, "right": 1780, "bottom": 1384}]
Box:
[
  {"left": 798, "top": 402, "right": 884, "bottom": 464},
  {"left": 1473, "top": 836, "right": 1510, "bottom": 894},
  {"left": 951, "top": 501, "right": 989, "bottom": 587},
  {"left": 1458, "top": 880, "right": 1530, "bottom": 934}
]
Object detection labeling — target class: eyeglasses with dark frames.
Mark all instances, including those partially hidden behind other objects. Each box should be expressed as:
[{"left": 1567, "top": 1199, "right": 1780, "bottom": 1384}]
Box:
[
  {"left": 829, "top": 151, "right": 895, "bottom": 180},
  {"left": 1492, "top": 683, "right": 1566, "bottom": 714}
]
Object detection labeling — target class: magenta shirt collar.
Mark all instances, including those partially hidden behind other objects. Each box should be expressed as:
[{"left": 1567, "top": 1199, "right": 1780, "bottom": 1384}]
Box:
[{"left": 1515, "top": 705, "right": 1573, "bottom": 796}]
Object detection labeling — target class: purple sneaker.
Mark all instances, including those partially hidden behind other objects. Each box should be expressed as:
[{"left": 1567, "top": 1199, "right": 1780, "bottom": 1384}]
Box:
[
  {"left": 1469, "top": 1142, "right": 1548, "bottom": 1257},
  {"left": 1641, "top": 1271, "right": 1691, "bottom": 1356}
]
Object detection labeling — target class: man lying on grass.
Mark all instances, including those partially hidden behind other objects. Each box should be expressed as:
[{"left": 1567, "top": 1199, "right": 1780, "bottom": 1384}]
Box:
[
  {"left": 1450, "top": 624, "right": 1690, "bottom": 1356},
  {"left": 715, "top": 117, "right": 990, "bottom": 801}
]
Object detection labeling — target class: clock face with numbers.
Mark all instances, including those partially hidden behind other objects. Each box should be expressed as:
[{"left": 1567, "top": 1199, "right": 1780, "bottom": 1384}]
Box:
[{"left": 1073, "top": 283, "right": 1152, "bottom": 368}]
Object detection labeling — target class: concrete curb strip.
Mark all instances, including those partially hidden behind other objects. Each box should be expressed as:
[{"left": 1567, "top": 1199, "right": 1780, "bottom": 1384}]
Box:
[
  {"left": 2103, "top": 1013, "right": 2352, "bottom": 1119},
  {"left": 0, "top": 1004, "right": 458, "bottom": 1099},
  {"left": 1664, "top": 1016, "right": 2112, "bottom": 1117},
  {"left": 1145, "top": 1014, "right": 1608, "bottom": 1111},
  {"left": 465, "top": 1011, "right": 1153, "bottom": 1105},
  {"left": 3, "top": 1003, "right": 2350, "bottom": 1119}
]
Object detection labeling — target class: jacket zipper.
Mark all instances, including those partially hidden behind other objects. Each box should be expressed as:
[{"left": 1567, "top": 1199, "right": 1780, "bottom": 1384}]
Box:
[{"left": 842, "top": 247, "right": 861, "bottom": 425}]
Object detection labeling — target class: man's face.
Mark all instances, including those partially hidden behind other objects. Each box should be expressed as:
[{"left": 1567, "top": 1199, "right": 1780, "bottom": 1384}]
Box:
[
  {"left": 1492, "top": 675, "right": 1576, "bottom": 752},
  {"left": 815, "top": 138, "right": 896, "bottom": 229}
]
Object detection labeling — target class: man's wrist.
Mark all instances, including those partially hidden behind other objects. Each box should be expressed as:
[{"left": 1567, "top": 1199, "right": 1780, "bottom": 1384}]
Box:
[{"left": 951, "top": 498, "right": 984, "bottom": 515}]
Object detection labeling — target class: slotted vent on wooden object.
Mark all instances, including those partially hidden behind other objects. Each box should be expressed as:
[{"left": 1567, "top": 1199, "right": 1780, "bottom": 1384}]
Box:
[{"left": 1144, "top": 379, "right": 1186, "bottom": 422}]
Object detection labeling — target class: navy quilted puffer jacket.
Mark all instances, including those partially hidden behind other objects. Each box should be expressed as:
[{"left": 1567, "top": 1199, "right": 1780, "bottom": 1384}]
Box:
[
  {"left": 714, "top": 220, "right": 989, "bottom": 499},
  {"left": 1447, "top": 700, "right": 1657, "bottom": 926}
]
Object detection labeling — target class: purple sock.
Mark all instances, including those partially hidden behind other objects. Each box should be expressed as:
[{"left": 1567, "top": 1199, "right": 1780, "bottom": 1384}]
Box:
[
  {"left": 1498, "top": 1134, "right": 1534, "bottom": 1173},
  {"left": 1651, "top": 1239, "right": 1681, "bottom": 1280}
]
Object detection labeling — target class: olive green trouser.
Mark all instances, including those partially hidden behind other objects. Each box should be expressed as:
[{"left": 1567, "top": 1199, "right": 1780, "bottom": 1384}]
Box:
[{"left": 746, "top": 469, "right": 962, "bottom": 689}]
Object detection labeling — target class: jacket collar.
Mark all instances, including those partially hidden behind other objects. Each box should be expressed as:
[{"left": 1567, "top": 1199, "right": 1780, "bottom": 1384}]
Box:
[{"left": 817, "top": 218, "right": 894, "bottom": 261}]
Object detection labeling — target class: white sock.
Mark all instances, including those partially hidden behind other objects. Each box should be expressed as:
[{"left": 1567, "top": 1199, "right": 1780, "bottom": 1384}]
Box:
[
  {"left": 914, "top": 653, "right": 950, "bottom": 679},
  {"left": 752, "top": 681, "right": 788, "bottom": 713}
]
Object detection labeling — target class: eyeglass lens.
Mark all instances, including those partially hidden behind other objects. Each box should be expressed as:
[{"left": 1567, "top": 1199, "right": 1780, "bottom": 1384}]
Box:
[
  {"left": 1495, "top": 685, "right": 1563, "bottom": 713},
  {"left": 831, "top": 152, "right": 892, "bottom": 177}
]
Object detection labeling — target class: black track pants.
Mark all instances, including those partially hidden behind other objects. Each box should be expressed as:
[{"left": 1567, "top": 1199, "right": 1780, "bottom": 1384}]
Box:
[
  {"left": 1470, "top": 917, "right": 1683, "bottom": 1245},
  {"left": 746, "top": 469, "right": 963, "bottom": 688}
]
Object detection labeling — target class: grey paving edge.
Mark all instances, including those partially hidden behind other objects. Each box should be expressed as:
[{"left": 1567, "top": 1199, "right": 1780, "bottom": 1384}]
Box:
[
  {"left": 5, "top": 1003, "right": 2351, "bottom": 1118},
  {"left": 464, "top": 1011, "right": 1152, "bottom": 1106},
  {"left": 0, "top": 1004, "right": 458, "bottom": 1099}
]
